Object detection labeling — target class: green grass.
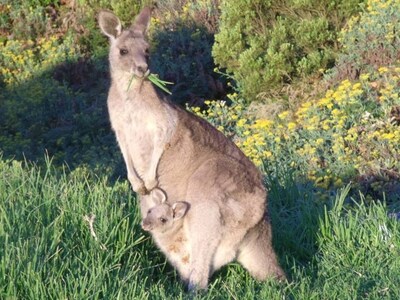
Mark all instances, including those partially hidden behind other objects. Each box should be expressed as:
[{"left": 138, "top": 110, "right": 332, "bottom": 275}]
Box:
[{"left": 1, "top": 157, "right": 399, "bottom": 299}]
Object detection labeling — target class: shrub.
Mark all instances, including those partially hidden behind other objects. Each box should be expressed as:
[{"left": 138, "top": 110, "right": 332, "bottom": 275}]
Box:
[
  {"left": 190, "top": 65, "right": 400, "bottom": 202},
  {"left": 212, "top": 0, "right": 363, "bottom": 102},
  {"left": 154, "top": 0, "right": 220, "bottom": 33},
  {"left": 329, "top": 0, "right": 400, "bottom": 82},
  {"left": 0, "top": 1, "right": 51, "bottom": 40}
]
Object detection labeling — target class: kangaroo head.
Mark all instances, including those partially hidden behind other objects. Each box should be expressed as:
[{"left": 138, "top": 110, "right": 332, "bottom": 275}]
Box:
[{"left": 98, "top": 7, "right": 151, "bottom": 78}]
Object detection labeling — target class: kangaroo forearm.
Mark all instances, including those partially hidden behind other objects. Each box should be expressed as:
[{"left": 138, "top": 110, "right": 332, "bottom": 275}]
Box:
[
  {"left": 119, "top": 145, "right": 147, "bottom": 194},
  {"left": 127, "top": 171, "right": 148, "bottom": 194},
  {"left": 143, "top": 147, "right": 164, "bottom": 191}
]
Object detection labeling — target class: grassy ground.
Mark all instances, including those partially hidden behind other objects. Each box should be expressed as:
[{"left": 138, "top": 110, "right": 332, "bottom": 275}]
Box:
[{"left": 1, "top": 158, "right": 399, "bottom": 299}]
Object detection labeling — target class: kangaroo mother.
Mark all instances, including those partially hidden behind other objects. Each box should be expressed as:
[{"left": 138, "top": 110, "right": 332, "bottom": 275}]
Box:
[{"left": 99, "top": 7, "right": 285, "bottom": 290}]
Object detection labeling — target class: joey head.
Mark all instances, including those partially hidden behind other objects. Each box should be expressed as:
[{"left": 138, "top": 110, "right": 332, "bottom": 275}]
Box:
[{"left": 141, "top": 188, "right": 189, "bottom": 234}]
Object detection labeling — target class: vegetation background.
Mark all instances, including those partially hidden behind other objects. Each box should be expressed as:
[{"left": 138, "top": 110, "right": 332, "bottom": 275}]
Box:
[{"left": 1, "top": 0, "right": 399, "bottom": 298}]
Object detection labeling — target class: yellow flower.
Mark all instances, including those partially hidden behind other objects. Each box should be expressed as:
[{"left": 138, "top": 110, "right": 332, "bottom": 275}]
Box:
[
  {"left": 331, "top": 109, "right": 342, "bottom": 117},
  {"left": 378, "top": 67, "right": 389, "bottom": 74},
  {"left": 235, "top": 105, "right": 243, "bottom": 111},
  {"left": 360, "top": 73, "right": 370, "bottom": 81},
  {"left": 237, "top": 119, "right": 247, "bottom": 127},
  {"left": 315, "top": 138, "right": 324, "bottom": 146},
  {"left": 317, "top": 97, "right": 332, "bottom": 108},
  {"left": 322, "top": 120, "right": 330, "bottom": 131},
  {"left": 278, "top": 111, "right": 289, "bottom": 120},
  {"left": 288, "top": 122, "right": 296, "bottom": 131},
  {"left": 253, "top": 119, "right": 273, "bottom": 129},
  {"left": 381, "top": 132, "right": 395, "bottom": 140},
  {"left": 339, "top": 79, "right": 352, "bottom": 90},
  {"left": 263, "top": 151, "right": 273, "bottom": 158}
]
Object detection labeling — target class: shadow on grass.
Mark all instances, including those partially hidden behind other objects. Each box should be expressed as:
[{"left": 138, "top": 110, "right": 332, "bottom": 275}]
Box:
[
  {"left": 267, "top": 174, "right": 323, "bottom": 279},
  {"left": 0, "top": 54, "right": 127, "bottom": 180}
]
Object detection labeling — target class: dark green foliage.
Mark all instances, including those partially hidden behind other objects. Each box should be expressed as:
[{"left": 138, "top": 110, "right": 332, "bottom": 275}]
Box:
[
  {"left": 148, "top": 1, "right": 226, "bottom": 105},
  {"left": 150, "top": 22, "right": 224, "bottom": 105},
  {"left": 212, "top": 0, "right": 364, "bottom": 102}
]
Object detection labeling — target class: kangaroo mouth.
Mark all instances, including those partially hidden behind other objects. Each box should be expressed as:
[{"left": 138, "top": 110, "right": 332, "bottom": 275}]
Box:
[
  {"left": 134, "top": 69, "right": 150, "bottom": 79},
  {"left": 143, "top": 69, "right": 151, "bottom": 77}
]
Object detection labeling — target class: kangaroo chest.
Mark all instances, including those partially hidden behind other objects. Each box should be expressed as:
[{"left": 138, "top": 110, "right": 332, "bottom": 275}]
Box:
[{"left": 108, "top": 87, "right": 176, "bottom": 175}]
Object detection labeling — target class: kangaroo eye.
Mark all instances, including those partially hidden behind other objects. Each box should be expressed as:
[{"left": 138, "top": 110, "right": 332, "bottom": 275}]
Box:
[
  {"left": 120, "top": 48, "right": 128, "bottom": 56},
  {"left": 159, "top": 217, "right": 167, "bottom": 224}
]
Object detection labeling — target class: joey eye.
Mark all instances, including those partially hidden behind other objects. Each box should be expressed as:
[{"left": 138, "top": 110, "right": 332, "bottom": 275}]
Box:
[
  {"left": 120, "top": 48, "right": 128, "bottom": 56},
  {"left": 159, "top": 217, "right": 167, "bottom": 224}
]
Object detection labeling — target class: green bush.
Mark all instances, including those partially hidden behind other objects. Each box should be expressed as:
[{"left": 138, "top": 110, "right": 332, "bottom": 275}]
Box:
[
  {"left": 212, "top": 0, "right": 363, "bottom": 102},
  {"left": 0, "top": 1, "right": 52, "bottom": 40},
  {"left": 329, "top": 0, "right": 400, "bottom": 82}
]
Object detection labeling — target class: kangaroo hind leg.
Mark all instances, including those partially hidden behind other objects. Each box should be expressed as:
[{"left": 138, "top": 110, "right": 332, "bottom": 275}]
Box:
[
  {"left": 237, "top": 219, "right": 286, "bottom": 281},
  {"left": 185, "top": 201, "right": 222, "bottom": 291}
]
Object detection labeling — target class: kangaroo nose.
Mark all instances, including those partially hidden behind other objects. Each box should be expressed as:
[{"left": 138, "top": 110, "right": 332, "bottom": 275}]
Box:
[{"left": 136, "top": 64, "right": 149, "bottom": 77}]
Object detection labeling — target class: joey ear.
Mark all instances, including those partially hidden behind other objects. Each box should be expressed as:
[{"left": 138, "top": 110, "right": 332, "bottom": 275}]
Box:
[
  {"left": 98, "top": 10, "right": 122, "bottom": 39},
  {"left": 131, "top": 6, "right": 152, "bottom": 36},
  {"left": 172, "top": 202, "right": 189, "bottom": 220},
  {"left": 151, "top": 188, "right": 167, "bottom": 205}
]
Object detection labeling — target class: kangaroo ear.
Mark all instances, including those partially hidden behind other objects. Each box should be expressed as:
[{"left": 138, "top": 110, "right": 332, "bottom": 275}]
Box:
[
  {"left": 172, "top": 202, "right": 189, "bottom": 220},
  {"left": 131, "top": 6, "right": 152, "bottom": 36},
  {"left": 98, "top": 10, "right": 122, "bottom": 39},
  {"left": 151, "top": 188, "right": 167, "bottom": 205}
]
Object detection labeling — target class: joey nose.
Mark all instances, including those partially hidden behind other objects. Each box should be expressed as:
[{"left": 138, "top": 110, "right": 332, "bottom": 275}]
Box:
[{"left": 141, "top": 220, "right": 151, "bottom": 231}]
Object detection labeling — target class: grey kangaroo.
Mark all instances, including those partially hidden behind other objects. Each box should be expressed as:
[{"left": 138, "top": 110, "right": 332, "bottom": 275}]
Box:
[{"left": 99, "top": 7, "right": 285, "bottom": 290}]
